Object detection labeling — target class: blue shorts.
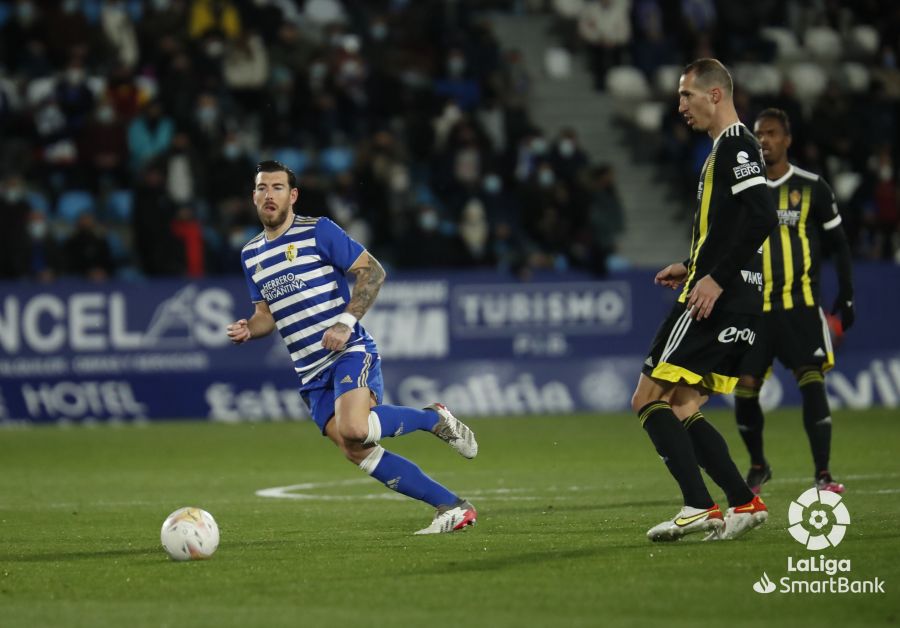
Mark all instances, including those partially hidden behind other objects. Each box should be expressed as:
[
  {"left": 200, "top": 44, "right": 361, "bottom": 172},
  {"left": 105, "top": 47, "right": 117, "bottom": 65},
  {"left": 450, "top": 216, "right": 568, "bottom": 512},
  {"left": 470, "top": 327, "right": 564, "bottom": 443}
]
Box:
[{"left": 299, "top": 352, "right": 384, "bottom": 434}]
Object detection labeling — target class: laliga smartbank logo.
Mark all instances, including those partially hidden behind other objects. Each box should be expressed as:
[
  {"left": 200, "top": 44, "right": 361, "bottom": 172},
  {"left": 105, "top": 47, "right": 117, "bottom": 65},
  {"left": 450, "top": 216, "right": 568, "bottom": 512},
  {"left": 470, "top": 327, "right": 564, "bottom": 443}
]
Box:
[
  {"left": 787, "top": 487, "right": 849, "bottom": 549},
  {"left": 752, "top": 488, "right": 885, "bottom": 595}
]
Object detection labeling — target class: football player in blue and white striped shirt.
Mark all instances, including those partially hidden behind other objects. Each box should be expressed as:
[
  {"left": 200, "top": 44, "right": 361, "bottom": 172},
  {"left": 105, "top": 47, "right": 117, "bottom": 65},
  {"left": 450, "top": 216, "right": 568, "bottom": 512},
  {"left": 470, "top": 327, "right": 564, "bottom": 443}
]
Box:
[{"left": 227, "top": 161, "right": 477, "bottom": 534}]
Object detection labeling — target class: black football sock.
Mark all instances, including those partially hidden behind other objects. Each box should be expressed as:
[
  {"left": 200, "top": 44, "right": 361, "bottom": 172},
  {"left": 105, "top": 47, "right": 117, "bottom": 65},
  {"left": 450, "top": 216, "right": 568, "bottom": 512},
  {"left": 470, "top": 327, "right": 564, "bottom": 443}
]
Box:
[
  {"left": 684, "top": 412, "right": 755, "bottom": 507},
  {"left": 639, "top": 402, "right": 714, "bottom": 509},
  {"left": 798, "top": 371, "right": 832, "bottom": 477},
  {"left": 734, "top": 385, "right": 766, "bottom": 466}
]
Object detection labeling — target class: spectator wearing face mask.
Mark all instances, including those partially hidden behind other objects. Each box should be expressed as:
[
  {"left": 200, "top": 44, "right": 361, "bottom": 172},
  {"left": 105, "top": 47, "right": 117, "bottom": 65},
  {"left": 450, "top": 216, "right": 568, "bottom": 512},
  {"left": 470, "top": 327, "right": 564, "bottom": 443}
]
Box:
[
  {"left": 43, "top": 0, "right": 94, "bottom": 66},
  {"left": 549, "top": 127, "right": 590, "bottom": 185},
  {"left": 25, "top": 211, "right": 63, "bottom": 283},
  {"left": 79, "top": 100, "right": 129, "bottom": 191},
  {"left": 458, "top": 197, "right": 494, "bottom": 267},
  {"left": 394, "top": 203, "right": 465, "bottom": 269},
  {"left": 0, "top": 0, "right": 46, "bottom": 73},
  {"left": 128, "top": 99, "right": 175, "bottom": 171},
  {"left": 0, "top": 175, "right": 32, "bottom": 279},
  {"left": 64, "top": 212, "right": 115, "bottom": 281},
  {"left": 434, "top": 48, "right": 482, "bottom": 112}
]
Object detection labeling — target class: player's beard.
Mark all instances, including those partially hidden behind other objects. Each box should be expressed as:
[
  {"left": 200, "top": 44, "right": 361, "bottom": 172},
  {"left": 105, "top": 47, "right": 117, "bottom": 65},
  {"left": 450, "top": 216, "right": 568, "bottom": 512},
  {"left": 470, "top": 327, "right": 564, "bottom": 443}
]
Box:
[{"left": 258, "top": 201, "right": 291, "bottom": 230}]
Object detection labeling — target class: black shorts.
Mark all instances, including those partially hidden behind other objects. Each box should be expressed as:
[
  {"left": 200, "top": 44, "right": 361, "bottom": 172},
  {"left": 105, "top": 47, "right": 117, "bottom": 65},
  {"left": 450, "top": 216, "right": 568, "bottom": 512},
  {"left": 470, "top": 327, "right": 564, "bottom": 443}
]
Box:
[
  {"left": 642, "top": 302, "right": 761, "bottom": 394},
  {"left": 738, "top": 306, "right": 835, "bottom": 378}
]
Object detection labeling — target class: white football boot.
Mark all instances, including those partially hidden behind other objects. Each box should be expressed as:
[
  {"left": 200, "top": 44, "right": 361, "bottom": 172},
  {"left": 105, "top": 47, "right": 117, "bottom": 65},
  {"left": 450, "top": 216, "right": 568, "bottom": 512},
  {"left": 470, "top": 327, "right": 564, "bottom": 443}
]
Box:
[
  {"left": 414, "top": 500, "right": 477, "bottom": 535},
  {"left": 427, "top": 403, "right": 478, "bottom": 459},
  {"left": 646, "top": 504, "right": 724, "bottom": 542}
]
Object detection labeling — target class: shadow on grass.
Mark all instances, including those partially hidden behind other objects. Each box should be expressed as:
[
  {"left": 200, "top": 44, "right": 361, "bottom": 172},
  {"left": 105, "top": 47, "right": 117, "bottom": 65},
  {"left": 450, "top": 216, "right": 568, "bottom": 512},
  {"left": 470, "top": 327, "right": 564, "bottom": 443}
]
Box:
[
  {"left": 491, "top": 498, "right": 676, "bottom": 516},
  {"left": 408, "top": 544, "right": 650, "bottom": 576},
  {"left": 2, "top": 539, "right": 301, "bottom": 563},
  {"left": 1, "top": 546, "right": 159, "bottom": 562}
]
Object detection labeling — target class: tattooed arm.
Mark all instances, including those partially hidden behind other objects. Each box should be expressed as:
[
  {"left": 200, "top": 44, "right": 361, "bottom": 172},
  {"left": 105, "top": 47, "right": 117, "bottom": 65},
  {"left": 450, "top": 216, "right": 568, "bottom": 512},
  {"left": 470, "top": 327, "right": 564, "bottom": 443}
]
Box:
[{"left": 321, "top": 251, "right": 386, "bottom": 352}]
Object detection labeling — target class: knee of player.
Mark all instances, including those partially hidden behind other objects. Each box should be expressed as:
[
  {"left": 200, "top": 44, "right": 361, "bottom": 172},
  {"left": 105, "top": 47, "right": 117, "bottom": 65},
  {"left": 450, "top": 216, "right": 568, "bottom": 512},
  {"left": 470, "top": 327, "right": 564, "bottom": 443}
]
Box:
[
  {"left": 337, "top": 414, "right": 369, "bottom": 444},
  {"left": 338, "top": 409, "right": 383, "bottom": 445},
  {"left": 631, "top": 389, "right": 660, "bottom": 414}
]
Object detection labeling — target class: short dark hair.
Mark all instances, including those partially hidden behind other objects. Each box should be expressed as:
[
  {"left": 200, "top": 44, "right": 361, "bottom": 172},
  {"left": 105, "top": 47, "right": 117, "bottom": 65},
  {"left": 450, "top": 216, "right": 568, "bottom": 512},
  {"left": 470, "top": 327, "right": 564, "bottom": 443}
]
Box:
[
  {"left": 683, "top": 58, "right": 733, "bottom": 97},
  {"left": 256, "top": 160, "right": 297, "bottom": 189},
  {"left": 755, "top": 108, "right": 791, "bottom": 135}
]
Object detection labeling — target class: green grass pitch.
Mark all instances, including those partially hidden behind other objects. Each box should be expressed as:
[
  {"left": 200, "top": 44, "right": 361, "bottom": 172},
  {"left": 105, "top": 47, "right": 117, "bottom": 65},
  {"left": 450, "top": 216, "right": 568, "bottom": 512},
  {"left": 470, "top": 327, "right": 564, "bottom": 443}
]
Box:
[{"left": 1, "top": 409, "right": 898, "bottom": 627}]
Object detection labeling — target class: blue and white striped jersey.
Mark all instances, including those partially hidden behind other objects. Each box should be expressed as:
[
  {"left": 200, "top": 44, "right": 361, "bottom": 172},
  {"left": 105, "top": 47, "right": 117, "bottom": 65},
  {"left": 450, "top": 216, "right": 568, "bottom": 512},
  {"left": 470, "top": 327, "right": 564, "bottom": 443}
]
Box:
[{"left": 241, "top": 215, "right": 377, "bottom": 385}]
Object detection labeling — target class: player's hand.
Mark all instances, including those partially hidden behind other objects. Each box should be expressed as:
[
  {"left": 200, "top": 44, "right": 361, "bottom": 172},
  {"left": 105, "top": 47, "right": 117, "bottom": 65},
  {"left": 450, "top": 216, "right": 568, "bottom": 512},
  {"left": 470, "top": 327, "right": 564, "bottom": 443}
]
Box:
[
  {"left": 686, "top": 274, "right": 722, "bottom": 320},
  {"left": 831, "top": 295, "right": 855, "bottom": 331},
  {"left": 322, "top": 323, "right": 352, "bottom": 352},
  {"left": 655, "top": 262, "right": 688, "bottom": 290},
  {"left": 226, "top": 319, "right": 252, "bottom": 344}
]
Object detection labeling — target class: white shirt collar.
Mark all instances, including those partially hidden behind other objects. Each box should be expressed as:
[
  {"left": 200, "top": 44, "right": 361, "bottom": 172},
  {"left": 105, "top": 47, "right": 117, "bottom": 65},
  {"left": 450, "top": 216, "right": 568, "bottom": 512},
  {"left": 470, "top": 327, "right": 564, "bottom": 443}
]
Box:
[{"left": 766, "top": 164, "right": 795, "bottom": 188}]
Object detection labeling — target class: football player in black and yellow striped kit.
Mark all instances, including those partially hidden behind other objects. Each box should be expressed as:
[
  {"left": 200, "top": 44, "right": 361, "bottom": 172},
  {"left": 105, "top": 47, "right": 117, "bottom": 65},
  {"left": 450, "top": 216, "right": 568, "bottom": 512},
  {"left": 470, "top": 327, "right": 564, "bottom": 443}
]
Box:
[
  {"left": 633, "top": 59, "right": 778, "bottom": 542},
  {"left": 734, "top": 109, "right": 855, "bottom": 495}
]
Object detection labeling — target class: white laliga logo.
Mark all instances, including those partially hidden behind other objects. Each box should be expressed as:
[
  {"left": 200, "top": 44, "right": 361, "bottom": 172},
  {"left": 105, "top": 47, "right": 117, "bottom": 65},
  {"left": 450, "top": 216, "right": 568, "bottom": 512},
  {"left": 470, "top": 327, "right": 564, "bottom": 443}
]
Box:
[
  {"left": 753, "top": 572, "right": 776, "bottom": 594},
  {"left": 787, "top": 487, "right": 850, "bottom": 550},
  {"left": 737, "top": 150, "right": 750, "bottom": 164}
]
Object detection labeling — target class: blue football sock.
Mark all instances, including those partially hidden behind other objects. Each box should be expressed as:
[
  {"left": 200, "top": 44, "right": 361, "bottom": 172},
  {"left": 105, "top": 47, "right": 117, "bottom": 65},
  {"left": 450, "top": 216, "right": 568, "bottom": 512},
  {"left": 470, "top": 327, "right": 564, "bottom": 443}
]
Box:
[
  {"left": 369, "top": 405, "right": 439, "bottom": 440},
  {"left": 362, "top": 447, "right": 458, "bottom": 507}
]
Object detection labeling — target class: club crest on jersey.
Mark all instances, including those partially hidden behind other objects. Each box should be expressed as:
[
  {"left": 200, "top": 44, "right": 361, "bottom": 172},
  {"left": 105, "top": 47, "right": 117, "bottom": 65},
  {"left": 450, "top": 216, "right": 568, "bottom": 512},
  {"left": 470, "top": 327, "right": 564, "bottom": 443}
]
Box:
[
  {"left": 790, "top": 189, "right": 802, "bottom": 208},
  {"left": 285, "top": 243, "right": 296, "bottom": 262}
]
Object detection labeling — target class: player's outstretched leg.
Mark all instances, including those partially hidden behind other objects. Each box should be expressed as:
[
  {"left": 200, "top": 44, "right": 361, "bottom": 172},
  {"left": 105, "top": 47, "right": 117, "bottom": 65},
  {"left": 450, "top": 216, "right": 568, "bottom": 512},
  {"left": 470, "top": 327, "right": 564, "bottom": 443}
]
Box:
[
  {"left": 330, "top": 389, "right": 477, "bottom": 534},
  {"left": 357, "top": 446, "right": 477, "bottom": 535},
  {"left": 362, "top": 404, "right": 478, "bottom": 459}
]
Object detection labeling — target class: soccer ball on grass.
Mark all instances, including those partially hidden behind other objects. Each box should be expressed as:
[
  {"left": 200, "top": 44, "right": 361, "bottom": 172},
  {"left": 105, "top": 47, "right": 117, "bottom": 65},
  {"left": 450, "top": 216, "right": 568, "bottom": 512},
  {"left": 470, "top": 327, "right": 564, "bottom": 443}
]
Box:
[{"left": 160, "top": 507, "right": 219, "bottom": 561}]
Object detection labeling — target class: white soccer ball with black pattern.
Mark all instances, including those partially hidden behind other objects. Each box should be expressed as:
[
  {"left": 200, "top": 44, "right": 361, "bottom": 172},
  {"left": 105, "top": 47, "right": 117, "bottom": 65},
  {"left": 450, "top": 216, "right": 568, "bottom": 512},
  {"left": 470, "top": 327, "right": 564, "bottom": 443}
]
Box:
[{"left": 160, "top": 507, "right": 219, "bottom": 561}]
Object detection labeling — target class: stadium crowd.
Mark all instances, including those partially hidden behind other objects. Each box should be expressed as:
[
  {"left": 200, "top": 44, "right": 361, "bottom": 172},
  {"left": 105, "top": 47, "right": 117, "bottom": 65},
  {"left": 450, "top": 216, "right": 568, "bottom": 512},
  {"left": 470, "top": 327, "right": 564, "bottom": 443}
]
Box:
[
  {"left": 0, "top": 0, "right": 897, "bottom": 283},
  {"left": 549, "top": 0, "right": 900, "bottom": 261},
  {"left": 0, "top": 0, "right": 623, "bottom": 281}
]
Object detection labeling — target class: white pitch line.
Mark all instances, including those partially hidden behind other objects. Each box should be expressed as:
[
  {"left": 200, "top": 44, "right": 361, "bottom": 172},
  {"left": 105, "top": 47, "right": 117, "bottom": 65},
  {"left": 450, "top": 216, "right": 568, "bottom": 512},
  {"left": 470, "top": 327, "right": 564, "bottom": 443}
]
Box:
[
  {"left": 767, "top": 472, "right": 899, "bottom": 485},
  {"left": 255, "top": 479, "right": 579, "bottom": 502}
]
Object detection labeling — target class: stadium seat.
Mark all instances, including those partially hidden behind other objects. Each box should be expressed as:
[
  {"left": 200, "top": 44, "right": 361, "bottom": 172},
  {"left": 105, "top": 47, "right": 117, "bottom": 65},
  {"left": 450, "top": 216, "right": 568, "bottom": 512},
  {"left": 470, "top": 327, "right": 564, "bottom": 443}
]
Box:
[
  {"left": 760, "top": 27, "right": 801, "bottom": 61},
  {"left": 106, "top": 189, "right": 134, "bottom": 223},
  {"left": 733, "top": 63, "right": 782, "bottom": 96},
  {"left": 606, "top": 66, "right": 650, "bottom": 101},
  {"left": 106, "top": 228, "right": 129, "bottom": 263},
  {"left": 787, "top": 63, "right": 828, "bottom": 101},
  {"left": 805, "top": 27, "right": 843, "bottom": 61},
  {"left": 634, "top": 102, "right": 665, "bottom": 133},
  {"left": 25, "top": 77, "right": 56, "bottom": 106},
  {"left": 847, "top": 24, "right": 880, "bottom": 57},
  {"left": 833, "top": 171, "right": 862, "bottom": 203},
  {"left": 55, "top": 190, "right": 96, "bottom": 223},
  {"left": 544, "top": 47, "right": 572, "bottom": 79},
  {"left": 26, "top": 191, "right": 51, "bottom": 215},
  {"left": 82, "top": 0, "right": 103, "bottom": 24},
  {"left": 841, "top": 62, "right": 871, "bottom": 93},
  {"left": 653, "top": 65, "right": 682, "bottom": 96},
  {"left": 319, "top": 146, "right": 355, "bottom": 175},
  {"left": 272, "top": 147, "right": 311, "bottom": 175}
]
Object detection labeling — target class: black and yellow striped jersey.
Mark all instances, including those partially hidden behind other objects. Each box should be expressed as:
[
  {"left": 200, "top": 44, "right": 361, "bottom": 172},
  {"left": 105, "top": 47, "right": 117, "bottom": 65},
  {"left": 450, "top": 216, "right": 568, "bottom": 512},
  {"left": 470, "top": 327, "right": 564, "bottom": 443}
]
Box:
[
  {"left": 679, "top": 122, "right": 774, "bottom": 314},
  {"left": 760, "top": 165, "right": 842, "bottom": 312}
]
